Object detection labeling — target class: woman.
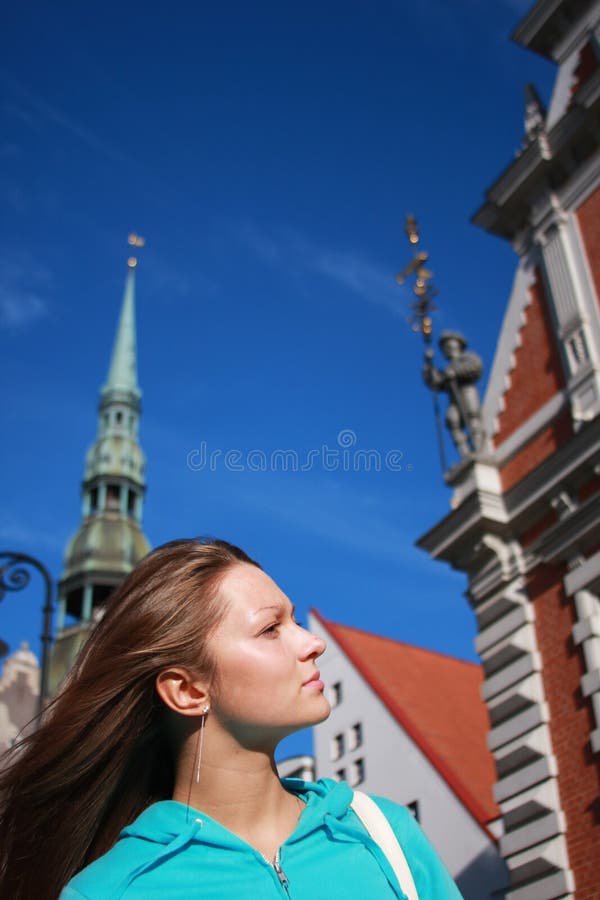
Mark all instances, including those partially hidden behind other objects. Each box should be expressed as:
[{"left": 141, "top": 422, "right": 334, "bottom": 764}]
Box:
[{"left": 0, "top": 538, "right": 462, "bottom": 898}]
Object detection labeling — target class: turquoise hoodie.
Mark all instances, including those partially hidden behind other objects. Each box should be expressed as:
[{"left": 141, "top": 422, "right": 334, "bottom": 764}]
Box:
[{"left": 61, "top": 778, "right": 462, "bottom": 899}]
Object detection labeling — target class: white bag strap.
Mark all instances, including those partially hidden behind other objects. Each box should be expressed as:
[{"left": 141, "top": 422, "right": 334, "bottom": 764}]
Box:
[{"left": 350, "top": 790, "right": 419, "bottom": 900}]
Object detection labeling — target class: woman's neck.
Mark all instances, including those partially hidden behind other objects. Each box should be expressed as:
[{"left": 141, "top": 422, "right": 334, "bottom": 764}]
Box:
[{"left": 172, "top": 729, "right": 303, "bottom": 861}]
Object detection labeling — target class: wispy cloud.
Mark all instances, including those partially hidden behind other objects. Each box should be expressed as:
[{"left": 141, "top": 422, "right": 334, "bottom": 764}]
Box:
[
  {"left": 0, "top": 71, "right": 132, "bottom": 166},
  {"left": 0, "top": 291, "right": 48, "bottom": 330},
  {"left": 237, "top": 223, "right": 406, "bottom": 317},
  {"left": 315, "top": 251, "right": 400, "bottom": 313},
  {"left": 0, "top": 251, "right": 51, "bottom": 332}
]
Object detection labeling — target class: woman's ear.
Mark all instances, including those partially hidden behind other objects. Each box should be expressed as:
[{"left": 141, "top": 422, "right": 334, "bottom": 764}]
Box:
[{"left": 155, "top": 667, "right": 209, "bottom": 717}]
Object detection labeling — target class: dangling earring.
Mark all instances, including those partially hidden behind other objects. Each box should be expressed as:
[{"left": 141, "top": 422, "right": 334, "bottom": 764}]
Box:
[
  {"left": 186, "top": 705, "right": 210, "bottom": 822},
  {"left": 195, "top": 705, "right": 210, "bottom": 784}
]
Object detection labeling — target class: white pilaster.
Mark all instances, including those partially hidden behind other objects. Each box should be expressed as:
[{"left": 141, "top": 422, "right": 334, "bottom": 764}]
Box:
[
  {"left": 470, "top": 550, "right": 573, "bottom": 898},
  {"left": 535, "top": 204, "right": 600, "bottom": 425},
  {"left": 564, "top": 554, "right": 600, "bottom": 753}
]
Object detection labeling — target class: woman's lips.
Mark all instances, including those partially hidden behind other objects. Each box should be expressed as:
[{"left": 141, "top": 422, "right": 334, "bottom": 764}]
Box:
[{"left": 302, "top": 671, "right": 324, "bottom": 690}]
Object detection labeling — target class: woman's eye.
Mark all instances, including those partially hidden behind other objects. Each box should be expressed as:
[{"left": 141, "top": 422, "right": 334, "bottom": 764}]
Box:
[{"left": 261, "top": 624, "right": 279, "bottom": 637}]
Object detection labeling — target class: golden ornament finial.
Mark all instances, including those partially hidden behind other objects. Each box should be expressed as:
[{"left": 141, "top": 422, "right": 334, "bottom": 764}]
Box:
[
  {"left": 396, "top": 214, "right": 438, "bottom": 342},
  {"left": 126, "top": 233, "right": 146, "bottom": 270},
  {"left": 405, "top": 214, "right": 419, "bottom": 245}
]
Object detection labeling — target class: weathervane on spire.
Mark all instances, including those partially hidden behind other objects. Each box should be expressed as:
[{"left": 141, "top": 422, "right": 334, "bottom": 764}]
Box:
[
  {"left": 396, "top": 215, "right": 485, "bottom": 473},
  {"left": 127, "top": 232, "right": 146, "bottom": 269},
  {"left": 396, "top": 214, "right": 438, "bottom": 340}
]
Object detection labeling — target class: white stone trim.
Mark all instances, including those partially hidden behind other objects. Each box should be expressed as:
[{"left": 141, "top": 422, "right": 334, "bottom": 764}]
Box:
[
  {"left": 570, "top": 202, "right": 600, "bottom": 353},
  {"left": 537, "top": 217, "right": 581, "bottom": 332},
  {"left": 564, "top": 549, "right": 600, "bottom": 595},
  {"left": 500, "top": 777, "right": 563, "bottom": 830},
  {"left": 572, "top": 611, "right": 600, "bottom": 644},
  {"left": 494, "top": 755, "right": 558, "bottom": 804},
  {"left": 475, "top": 604, "right": 534, "bottom": 656},
  {"left": 547, "top": 41, "right": 581, "bottom": 128},
  {"left": 449, "top": 460, "right": 507, "bottom": 514},
  {"left": 535, "top": 214, "right": 600, "bottom": 423},
  {"left": 492, "top": 392, "right": 568, "bottom": 467},
  {"left": 565, "top": 566, "right": 600, "bottom": 753},
  {"left": 506, "top": 869, "right": 574, "bottom": 900},
  {"left": 488, "top": 703, "right": 551, "bottom": 753},
  {"left": 480, "top": 622, "right": 539, "bottom": 677},
  {"left": 468, "top": 552, "right": 572, "bottom": 896},
  {"left": 483, "top": 261, "right": 537, "bottom": 441},
  {"left": 505, "top": 834, "right": 572, "bottom": 886},
  {"left": 532, "top": 200, "right": 600, "bottom": 426},
  {"left": 494, "top": 723, "right": 554, "bottom": 778},
  {"left": 582, "top": 667, "right": 600, "bottom": 696},
  {"left": 482, "top": 652, "right": 543, "bottom": 702},
  {"left": 500, "top": 809, "right": 566, "bottom": 858},
  {"left": 487, "top": 672, "right": 546, "bottom": 728}
]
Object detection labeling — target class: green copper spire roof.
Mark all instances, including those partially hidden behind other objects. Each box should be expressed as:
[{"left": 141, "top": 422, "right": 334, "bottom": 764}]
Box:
[
  {"left": 102, "top": 264, "right": 140, "bottom": 399},
  {"left": 55, "top": 252, "right": 151, "bottom": 693}
]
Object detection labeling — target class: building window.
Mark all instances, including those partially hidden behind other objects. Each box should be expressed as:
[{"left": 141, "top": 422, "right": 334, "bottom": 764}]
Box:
[
  {"left": 330, "top": 733, "right": 345, "bottom": 761},
  {"left": 89, "top": 487, "right": 98, "bottom": 514},
  {"left": 407, "top": 800, "right": 420, "bottom": 822},
  {"left": 350, "top": 758, "right": 365, "bottom": 786},
  {"left": 115, "top": 411, "right": 123, "bottom": 424},
  {"left": 567, "top": 329, "right": 589, "bottom": 373},
  {"left": 106, "top": 484, "right": 121, "bottom": 511},
  {"left": 127, "top": 489, "right": 136, "bottom": 516},
  {"left": 335, "top": 768, "right": 346, "bottom": 782},
  {"left": 329, "top": 681, "right": 343, "bottom": 707},
  {"left": 349, "top": 722, "right": 363, "bottom": 750}
]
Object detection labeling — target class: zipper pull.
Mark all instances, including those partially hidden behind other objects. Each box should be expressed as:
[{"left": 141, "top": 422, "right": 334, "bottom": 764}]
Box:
[{"left": 273, "top": 852, "right": 290, "bottom": 892}]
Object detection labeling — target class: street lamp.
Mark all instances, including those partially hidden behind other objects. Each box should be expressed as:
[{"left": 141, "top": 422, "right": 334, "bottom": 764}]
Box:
[{"left": 0, "top": 552, "right": 54, "bottom": 718}]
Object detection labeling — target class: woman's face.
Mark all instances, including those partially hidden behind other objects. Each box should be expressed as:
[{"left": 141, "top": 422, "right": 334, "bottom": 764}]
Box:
[{"left": 208, "top": 563, "right": 330, "bottom": 745}]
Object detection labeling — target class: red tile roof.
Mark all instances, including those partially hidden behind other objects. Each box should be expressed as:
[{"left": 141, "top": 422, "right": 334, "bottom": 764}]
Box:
[{"left": 312, "top": 609, "right": 500, "bottom": 835}]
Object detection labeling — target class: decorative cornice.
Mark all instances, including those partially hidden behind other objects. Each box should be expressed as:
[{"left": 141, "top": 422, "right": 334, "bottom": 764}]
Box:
[
  {"left": 472, "top": 70, "right": 600, "bottom": 241},
  {"left": 417, "top": 417, "right": 600, "bottom": 568},
  {"left": 511, "top": 0, "right": 568, "bottom": 59}
]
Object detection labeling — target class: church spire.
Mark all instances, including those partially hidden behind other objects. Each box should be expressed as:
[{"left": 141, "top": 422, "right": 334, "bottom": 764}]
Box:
[
  {"left": 50, "top": 247, "right": 151, "bottom": 694},
  {"left": 102, "top": 261, "right": 140, "bottom": 400}
]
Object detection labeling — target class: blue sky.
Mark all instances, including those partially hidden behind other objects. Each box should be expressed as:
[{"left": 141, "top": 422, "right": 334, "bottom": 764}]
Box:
[{"left": 1, "top": 0, "right": 555, "bottom": 757}]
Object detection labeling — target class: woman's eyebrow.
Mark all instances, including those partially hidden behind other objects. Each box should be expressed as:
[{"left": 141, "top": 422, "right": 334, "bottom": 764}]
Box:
[{"left": 251, "top": 602, "right": 295, "bottom": 618}]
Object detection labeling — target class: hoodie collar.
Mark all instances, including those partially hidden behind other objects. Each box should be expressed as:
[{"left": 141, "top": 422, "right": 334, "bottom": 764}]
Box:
[
  {"left": 117, "top": 779, "right": 405, "bottom": 899},
  {"left": 119, "top": 778, "right": 354, "bottom": 846}
]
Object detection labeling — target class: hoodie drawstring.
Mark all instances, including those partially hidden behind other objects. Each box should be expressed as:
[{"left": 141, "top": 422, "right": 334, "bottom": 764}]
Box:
[{"left": 112, "top": 818, "right": 205, "bottom": 899}]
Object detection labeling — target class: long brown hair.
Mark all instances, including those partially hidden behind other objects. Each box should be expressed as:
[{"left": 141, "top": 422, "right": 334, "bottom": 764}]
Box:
[{"left": 0, "top": 537, "right": 259, "bottom": 899}]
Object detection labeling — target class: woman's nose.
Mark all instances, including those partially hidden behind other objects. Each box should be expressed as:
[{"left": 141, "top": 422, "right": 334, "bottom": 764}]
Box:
[{"left": 300, "top": 627, "right": 326, "bottom": 659}]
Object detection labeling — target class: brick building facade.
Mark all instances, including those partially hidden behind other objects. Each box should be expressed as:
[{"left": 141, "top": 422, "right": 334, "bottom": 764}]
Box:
[{"left": 418, "top": 1, "right": 600, "bottom": 897}]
